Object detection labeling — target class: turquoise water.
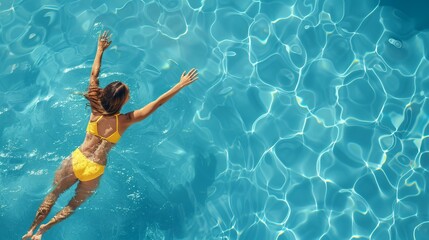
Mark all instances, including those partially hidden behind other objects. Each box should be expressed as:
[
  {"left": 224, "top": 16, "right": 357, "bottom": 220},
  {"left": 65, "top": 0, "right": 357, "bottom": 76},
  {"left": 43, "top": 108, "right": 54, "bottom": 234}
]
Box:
[{"left": 1, "top": 0, "right": 429, "bottom": 239}]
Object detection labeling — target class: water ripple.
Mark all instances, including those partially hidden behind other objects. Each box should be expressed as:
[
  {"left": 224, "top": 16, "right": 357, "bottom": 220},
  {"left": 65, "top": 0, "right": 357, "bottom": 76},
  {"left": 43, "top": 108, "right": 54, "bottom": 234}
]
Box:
[{"left": 2, "top": 0, "right": 429, "bottom": 239}]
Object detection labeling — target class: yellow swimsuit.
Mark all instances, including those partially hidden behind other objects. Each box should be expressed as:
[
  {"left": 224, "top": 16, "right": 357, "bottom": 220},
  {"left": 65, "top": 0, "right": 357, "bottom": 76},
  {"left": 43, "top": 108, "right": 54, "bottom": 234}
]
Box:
[{"left": 72, "top": 114, "right": 121, "bottom": 181}]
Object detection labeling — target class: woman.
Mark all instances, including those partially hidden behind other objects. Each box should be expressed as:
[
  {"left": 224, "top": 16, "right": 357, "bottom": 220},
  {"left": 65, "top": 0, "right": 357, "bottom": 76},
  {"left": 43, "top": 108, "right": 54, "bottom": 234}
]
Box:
[{"left": 22, "top": 31, "right": 199, "bottom": 240}]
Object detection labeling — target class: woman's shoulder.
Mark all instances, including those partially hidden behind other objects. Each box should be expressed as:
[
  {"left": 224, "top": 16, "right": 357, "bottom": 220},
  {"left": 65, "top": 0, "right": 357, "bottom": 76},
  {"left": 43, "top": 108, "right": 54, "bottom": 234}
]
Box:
[
  {"left": 118, "top": 112, "right": 135, "bottom": 127},
  {"left": 119, "top": 111, "right": 133, "bottom": 119}
]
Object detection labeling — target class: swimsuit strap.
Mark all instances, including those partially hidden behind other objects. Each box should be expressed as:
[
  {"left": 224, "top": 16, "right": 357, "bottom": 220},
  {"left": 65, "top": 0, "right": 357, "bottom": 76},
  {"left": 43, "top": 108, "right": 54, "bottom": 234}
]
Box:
[
  {"left": 95, "top": 115, "right": 103, "bottom": 122},
  {"left": 115, "top": 114, "right": 119, "bottom": 132}
]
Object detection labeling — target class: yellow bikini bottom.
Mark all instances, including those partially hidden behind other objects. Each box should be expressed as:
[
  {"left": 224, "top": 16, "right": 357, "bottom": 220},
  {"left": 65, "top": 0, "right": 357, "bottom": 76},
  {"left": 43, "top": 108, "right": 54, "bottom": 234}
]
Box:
[{"left": 72, "top": 148, "right": 105, "bottom": 181}]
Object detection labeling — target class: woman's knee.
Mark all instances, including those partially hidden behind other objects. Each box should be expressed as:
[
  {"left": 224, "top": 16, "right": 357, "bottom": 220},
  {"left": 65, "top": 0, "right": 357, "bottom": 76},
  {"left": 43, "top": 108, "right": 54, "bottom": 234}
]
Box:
[
  {"left": 68, "top": 194, "right": 91, "bottom": 210},
  {"left": 69, "top": 187, "right": 96, "bottom": 208},
  {"left": 54, "top": 205, "right": 75, "bottom": 221},
  {"left": 36, "top": 194, "right": 57, "bottom": 216},
  {"left": 68, "top": 198, "right": 85, "bottom": 210}
]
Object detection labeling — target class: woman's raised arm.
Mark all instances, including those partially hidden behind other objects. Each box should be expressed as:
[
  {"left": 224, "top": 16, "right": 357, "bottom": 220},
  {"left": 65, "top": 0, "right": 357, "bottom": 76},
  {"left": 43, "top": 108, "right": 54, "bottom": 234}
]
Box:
[
  {"left": 89, "top": 31, "right": 111, "bottom": 87},
  {"left": 125, "top": 69, "right": 199, "bottom": 125}
]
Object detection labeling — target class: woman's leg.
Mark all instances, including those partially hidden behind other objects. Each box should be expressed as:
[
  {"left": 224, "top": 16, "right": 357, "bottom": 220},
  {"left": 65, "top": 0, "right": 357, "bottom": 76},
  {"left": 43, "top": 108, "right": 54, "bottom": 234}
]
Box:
[
  {"left": 22, "top": 157, "right": 78, "bottom": 240},
  {"left": 31, "top": 177, "right": 101, "bottom": 240}
]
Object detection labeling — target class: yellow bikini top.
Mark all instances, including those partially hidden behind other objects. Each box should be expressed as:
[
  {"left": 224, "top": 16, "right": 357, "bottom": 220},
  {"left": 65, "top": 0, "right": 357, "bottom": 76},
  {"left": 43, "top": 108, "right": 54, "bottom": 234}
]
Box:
[{"left": 86, "top": 114, "right": 121, "bottom": 143}]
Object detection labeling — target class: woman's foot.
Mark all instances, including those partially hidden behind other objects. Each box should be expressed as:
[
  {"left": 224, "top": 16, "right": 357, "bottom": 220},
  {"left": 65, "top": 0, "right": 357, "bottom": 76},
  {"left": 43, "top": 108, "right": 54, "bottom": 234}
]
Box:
[
  {"left": 31, "top": 224, "right": 47, "bottom": 240},
  {"left": 31, "top": 233, "right": 42, "bottom": 240},
  {"left": 21, "top": 230, "right": 33, "bottom": 239}
]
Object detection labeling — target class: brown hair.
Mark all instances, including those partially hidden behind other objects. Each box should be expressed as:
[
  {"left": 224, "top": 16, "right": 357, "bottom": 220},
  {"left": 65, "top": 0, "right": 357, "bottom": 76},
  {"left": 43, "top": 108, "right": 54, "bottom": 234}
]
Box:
[{"left": 84, "top": 81, "right": 129, "bottom": 115}]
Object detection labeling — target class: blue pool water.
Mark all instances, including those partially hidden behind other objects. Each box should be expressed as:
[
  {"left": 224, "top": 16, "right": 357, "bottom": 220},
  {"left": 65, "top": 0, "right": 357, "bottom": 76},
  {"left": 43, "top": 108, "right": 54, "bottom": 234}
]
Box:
[{"left": 1, "top": 0, "right": 429, "bottom": 239}]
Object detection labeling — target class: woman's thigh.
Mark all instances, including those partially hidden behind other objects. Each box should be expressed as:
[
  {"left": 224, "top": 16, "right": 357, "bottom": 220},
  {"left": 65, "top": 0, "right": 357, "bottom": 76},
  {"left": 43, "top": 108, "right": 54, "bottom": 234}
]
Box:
[
  {"left": 69, "top": 177, "right": 100, "bottom": 208},
  {"left": 52, "top": 156, "right": 78, "bottom": 193}
]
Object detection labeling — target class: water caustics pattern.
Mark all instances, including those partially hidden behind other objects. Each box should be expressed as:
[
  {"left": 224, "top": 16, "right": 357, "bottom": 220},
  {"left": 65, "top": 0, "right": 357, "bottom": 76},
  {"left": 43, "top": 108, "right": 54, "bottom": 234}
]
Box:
[{"left": 1, "top": 0, "right": 429, "bottom": 239}]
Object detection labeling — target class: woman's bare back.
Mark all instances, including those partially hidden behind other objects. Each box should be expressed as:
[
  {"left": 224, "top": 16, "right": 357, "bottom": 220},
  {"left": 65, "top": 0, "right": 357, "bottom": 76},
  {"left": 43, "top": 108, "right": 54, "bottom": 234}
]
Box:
[{"left": 79, "top": 113, "right": 129, "bottom": 165}]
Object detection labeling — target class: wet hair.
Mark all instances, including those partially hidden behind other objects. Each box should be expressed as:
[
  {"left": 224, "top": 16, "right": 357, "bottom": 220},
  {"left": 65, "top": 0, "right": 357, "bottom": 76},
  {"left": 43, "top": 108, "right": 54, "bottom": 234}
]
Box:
[{"left": 84, "top": 81, "right": 129, "bottom": 115}]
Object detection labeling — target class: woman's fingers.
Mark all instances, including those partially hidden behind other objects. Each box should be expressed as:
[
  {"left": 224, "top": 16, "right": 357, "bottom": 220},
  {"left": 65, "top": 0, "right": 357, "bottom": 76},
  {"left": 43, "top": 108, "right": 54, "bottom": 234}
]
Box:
[
  {"left": 188, "top": 69, "right": 198, "bottom": 78},
  {"left": 180, "top": 68, "right": 198, "bottom": 84},
  {"left": 186, "top": 68, "right": 194, "bottom": 75},
  {"left": 99, "top": 30, "right": 112, "bottom": 43},
  {"left": 191, "top": 72, "right": 198, "bottom": 80},
  {"left": 190, "top": 73, "right": 198, "bottom": 80}
]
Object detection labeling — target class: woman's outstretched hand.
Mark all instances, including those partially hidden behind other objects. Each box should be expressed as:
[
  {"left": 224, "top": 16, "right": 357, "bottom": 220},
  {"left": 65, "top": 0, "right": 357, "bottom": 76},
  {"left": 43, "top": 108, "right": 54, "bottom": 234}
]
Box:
[
  {"left": 179, "top": 68, "right": 198, "bottom": 88},
  {"left": 98, "top": 30, "right": 112, "bottom": 51}
]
